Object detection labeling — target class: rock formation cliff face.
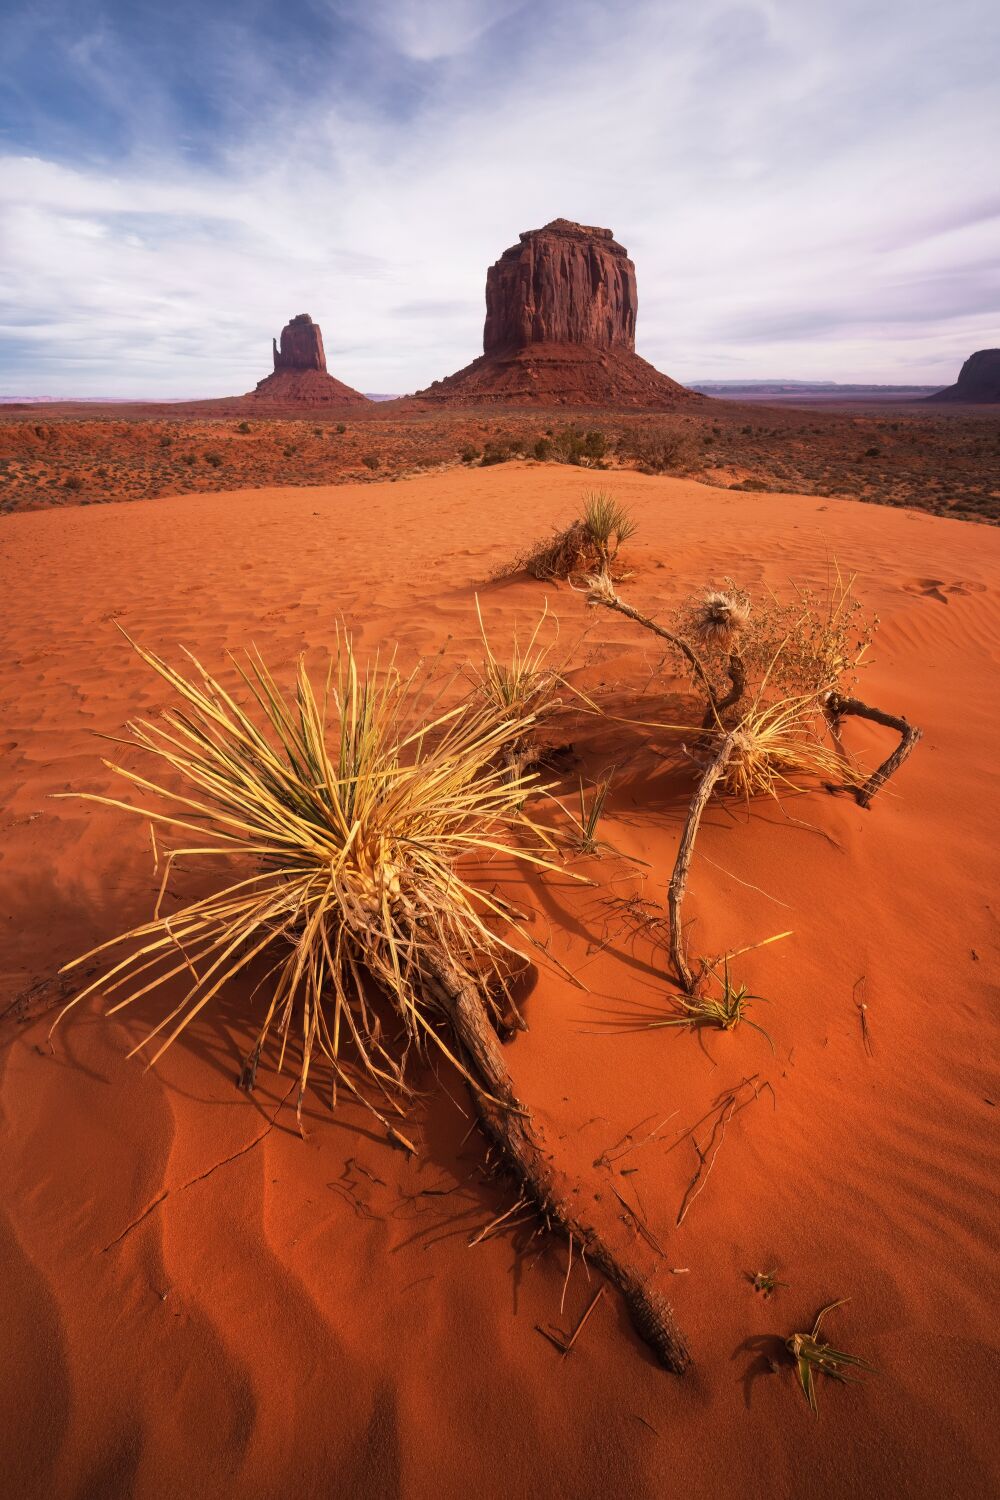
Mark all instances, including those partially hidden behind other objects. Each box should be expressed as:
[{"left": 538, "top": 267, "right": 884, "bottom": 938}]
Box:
[
  {"left": 483, "top": 219, "right": 637, "bottom": 355},
  {"left": 251, "top": 314, "right": 370, "bottom": 406},
  {"left": 926, "top": 349, "right": 1000, "bottom": 404},
  {"left": 413, "top": 219, "right": 694, "bottom": 408},
  {"left": 272, "top": 313, "right": 327, "bottom": 373}
]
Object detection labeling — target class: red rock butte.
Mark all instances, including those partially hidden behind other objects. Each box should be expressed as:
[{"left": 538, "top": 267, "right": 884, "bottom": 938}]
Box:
[
  {"left": 413, "top": 218, "right": 696, "bottom": 407},
  {"left": 925, "top": 348, "right": 1000, "bottom": 404},
  {"left": 250, "top": 314, "right": 370, "bottom": 406}
]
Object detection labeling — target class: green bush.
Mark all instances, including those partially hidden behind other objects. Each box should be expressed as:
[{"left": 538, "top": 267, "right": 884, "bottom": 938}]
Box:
[{"left": 480, "top": 441, "right": 510, "bottom": 466}]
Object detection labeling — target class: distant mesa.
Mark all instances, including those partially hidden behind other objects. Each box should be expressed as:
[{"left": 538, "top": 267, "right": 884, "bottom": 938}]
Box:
[
  {"left": 412, "top": 218, "right": 697, "bottom": 407},
  {"left": 250, "top": 314, "right": 370, "bottom": 406},
  {"left": 925, "top": 348, "right": 1000, "bottom": 404}
]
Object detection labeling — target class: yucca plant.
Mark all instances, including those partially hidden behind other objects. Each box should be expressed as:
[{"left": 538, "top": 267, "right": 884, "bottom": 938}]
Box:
[
  {"left": 53, "top": 631, "right": 690, "bottom": 1373},
  {"left": 786, "top": 1299, "right": 875, "bottom": 1413},
  {"left": 581, "top": 490, "right": 638, "bottom": 571},
  {"left": 586, "top": 572, "right": 918, "bottom": 990}
]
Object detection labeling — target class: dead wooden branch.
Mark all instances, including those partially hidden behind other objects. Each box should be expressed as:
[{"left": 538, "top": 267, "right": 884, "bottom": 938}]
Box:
[
  {"left": 427, "top": 949, "right": 691, "bottom": 1373},
  {"left": 668, "top": 735, "right": 737, "bottom": 992},
  {"left": 825, "top": 691, "right": 921, "bottom": 808}
]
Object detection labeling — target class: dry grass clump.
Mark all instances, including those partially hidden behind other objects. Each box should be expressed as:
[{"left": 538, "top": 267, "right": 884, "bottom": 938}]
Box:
[
  {"left": 473, "top": 598, "right": 562, "bottom": 723},
  {"left": 472, "top": 599, "right": 566, "bottom": 781},
  {"left": 786, "top": 1299, "right": 875, "bottom": 1413},
  {"left": 53, "top": 632, "right": 557, "bottom": 1127},
  {"left": 519, "top": 490, "right": 637, "bottom": 582}
]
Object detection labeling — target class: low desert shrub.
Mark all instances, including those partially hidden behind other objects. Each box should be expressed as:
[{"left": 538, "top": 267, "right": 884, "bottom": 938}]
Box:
[
  {"left": 519, "top": 490, "right": 637, "bottom": 581},
  {"left": 204, "top": 451, "right": 223, "bottom": 468},
  {"left": 480, "top": 440, "right": 511, "bottom": 466},
  {"left": 63, "top": 474, "right": 84, "bottom": 492},
  {"left": 618, "top": 429, "right": 690, "bottom": 474},
  {"left": 362, "top": 453, "right": 380, "bottom": 469}
]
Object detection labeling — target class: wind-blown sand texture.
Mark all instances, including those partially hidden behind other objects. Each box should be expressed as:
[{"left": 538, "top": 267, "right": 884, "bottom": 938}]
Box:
[{"left": 1, "top": 465, "right": 998, "bottom": 1498}]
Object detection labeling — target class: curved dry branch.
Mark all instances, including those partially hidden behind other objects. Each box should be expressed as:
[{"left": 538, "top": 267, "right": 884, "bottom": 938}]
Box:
[
  {"left": 588, "top": 588, "right": 722, "bottom": 728},
  {"left": 825, "top": 692, "right": 922, "bottom": 808},
  {"left": 426, "top": 950, "right": 692, "bottom": 1373}
]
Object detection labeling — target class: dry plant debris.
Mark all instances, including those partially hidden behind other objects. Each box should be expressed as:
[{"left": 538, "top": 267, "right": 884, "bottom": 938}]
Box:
[
  {"left": 518, "top": 490, "right": 637, "bottom": 582},
  {"left": 586, "top": 569, "right": 920, "bottom": 990},
  {"left": 786, "top": 1299, "right": 875, "bottom": 1413}
]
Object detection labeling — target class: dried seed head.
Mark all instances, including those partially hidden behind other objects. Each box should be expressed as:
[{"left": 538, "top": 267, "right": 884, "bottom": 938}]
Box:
[
  {"left": 694, "top": 590, "right": 750, "bottom": 643},
  {"left": 586, "top": 570, "right": 617, "bottom": 606}
]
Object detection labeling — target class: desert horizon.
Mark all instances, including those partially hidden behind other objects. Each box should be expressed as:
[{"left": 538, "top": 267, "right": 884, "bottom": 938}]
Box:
[{"left": 1, "top": 4, "right": 998, "bottom": 1500}]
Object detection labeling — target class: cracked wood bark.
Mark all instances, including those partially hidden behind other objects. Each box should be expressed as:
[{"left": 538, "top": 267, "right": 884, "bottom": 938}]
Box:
[
  {"left": 425, "top": 949, "right": 692, "bottom": 1373},
  {"left": 668, "top": 735, "right": 736, "bottom": 993},
  {"left": 825, "top": 692, "right": 921, "bottom": 808}
]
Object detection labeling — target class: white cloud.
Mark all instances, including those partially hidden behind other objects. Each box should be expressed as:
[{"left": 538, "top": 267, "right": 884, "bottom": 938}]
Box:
[{"left": 1, "top": 0, "right": 998, "bottom": 396}]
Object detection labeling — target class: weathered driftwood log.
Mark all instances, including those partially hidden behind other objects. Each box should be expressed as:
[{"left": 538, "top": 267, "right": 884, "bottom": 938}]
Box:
[
  {"left": 667, "top": 735, "right": 736, "bottom": 993},
  {"left": 825, "top": 692, "right": 922, "bottom": 808},
  {"left": 425, "top": 949, "right": 692, "bottom": 1373}
]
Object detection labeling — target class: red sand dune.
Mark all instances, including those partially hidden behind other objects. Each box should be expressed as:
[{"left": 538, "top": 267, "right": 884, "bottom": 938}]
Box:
[{"left": 1, "top": 466, "right": 998, "bottom": 1498}]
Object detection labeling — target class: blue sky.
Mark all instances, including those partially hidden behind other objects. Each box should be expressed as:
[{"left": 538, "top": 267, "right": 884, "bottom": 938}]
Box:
[{"left": 1, "top": 0, "right": 998, "bottom": 396}]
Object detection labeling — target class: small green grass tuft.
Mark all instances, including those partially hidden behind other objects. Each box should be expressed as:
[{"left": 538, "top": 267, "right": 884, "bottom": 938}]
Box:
[
  {"left": 581, "top": 490, "right": 638, "bottom": 569},
  {"left": 654, "top": 959, "right": 774, "bottom": 1050}
]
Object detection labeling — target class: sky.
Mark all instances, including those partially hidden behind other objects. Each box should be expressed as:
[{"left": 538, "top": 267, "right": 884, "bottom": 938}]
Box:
[{"left": 1, "top": 0, "right": 998, "bottom": 397}]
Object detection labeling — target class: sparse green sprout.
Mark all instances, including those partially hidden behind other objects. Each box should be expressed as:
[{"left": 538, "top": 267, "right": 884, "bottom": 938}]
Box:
[
  {"left": 654, "top": 959, "right": 774, "bottom": 1050},
  {"left": 750, "top": 1269, "right": 787, "bottom": 1298},
  {"left": 786, "top": 1299, "right": 875, "bottom": 1414},
  {"left": 572, "top": 769, "right": 617, "bottom": 856}
]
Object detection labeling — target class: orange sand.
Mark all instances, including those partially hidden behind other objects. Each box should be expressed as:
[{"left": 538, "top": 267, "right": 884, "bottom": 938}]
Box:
[{"left": 1, "top": 466, "right": 998, "bottom": 1498}]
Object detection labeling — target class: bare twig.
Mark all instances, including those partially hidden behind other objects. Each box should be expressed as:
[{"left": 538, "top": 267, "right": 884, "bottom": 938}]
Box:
[{"left": 825, "top": 692, "right": 921, "bottom": 807}]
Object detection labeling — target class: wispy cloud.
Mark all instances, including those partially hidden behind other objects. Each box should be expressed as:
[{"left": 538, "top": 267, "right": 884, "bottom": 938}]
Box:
[{"left": 0, "top": 0, "right": 997, "bottom": 396}]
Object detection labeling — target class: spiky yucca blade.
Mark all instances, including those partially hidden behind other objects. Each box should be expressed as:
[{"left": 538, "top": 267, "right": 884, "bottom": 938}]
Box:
[{"left": 54, "top": 632, "right": 565, "bottom": 1125}]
